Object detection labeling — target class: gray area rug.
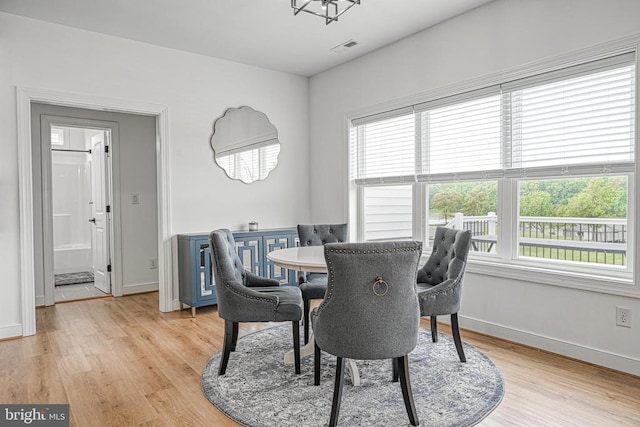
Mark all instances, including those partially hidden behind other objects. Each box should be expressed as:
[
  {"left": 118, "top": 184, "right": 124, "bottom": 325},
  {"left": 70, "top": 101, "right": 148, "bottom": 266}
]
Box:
[
  {"left": 202, "top": 326, "right": 504, "bottom": 426},
  {"left": 55, "top": 271, "right": 94, "bottom": 286}
]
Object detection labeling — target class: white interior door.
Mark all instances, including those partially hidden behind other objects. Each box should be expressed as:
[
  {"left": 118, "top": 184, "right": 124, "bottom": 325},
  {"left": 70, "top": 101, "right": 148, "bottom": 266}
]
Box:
[{"left": 91, "top": 132, "right": 111, "bottom": 294}]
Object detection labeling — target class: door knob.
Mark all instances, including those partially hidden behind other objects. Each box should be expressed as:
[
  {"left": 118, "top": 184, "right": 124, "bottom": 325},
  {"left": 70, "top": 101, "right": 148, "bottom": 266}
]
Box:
[{"left": 89, "top": 218, "right": 96, "bottom": 223}]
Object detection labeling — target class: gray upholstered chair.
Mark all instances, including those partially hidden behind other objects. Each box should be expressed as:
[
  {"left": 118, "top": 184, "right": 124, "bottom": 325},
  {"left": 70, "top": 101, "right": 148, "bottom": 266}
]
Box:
[
  {"left": 311, "top": 241, "right": 422, "bottom": 427},
  {"left": 297, "top": 223, "right": 348, "bottom": 344},
  {"left": 418, "top": 227, "right": 471, "bottom": 363},
  {"left": 209, "top": 229, "right": 303, "bottom": 375}
]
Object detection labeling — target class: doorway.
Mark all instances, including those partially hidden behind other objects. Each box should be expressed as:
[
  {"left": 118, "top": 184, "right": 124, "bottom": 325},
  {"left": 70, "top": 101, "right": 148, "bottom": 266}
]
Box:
[
  {"left": 31, "top": 102, "right": 160, "bottom": 309},
  {"left": 18, "top": 88, "right": 172, "bottom": 336},
  {"left": 45, "top": 121, "right": 115, "bottom": 302}
]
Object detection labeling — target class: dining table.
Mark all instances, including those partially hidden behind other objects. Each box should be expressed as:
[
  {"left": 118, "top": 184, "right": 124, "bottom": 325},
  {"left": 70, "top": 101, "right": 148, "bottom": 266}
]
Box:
[{"left": 267, "top": 245, "right": 361, "bottom": 386}]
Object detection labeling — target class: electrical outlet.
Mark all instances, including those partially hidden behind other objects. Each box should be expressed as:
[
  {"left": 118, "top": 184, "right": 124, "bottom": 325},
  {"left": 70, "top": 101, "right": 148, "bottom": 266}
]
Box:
[
  {"left": 616, "top": 307, "right": 631, "bottom": 328},
  {"left": 149, "top": 258, "right": 158, "bottom": 269},
  {"left": 131, "top": 193, "right": 140, "bottom": 204}
]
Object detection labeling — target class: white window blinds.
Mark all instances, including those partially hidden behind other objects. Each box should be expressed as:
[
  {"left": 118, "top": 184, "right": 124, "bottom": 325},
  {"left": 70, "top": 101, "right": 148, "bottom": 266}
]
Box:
[
  {"left": 350, "top": 112, "right": 416, "bottom": 184},
  {"left": 350, "top": 53, "right": 636, "bottom": 183},
  {"left": 422, "top": 95, "right": 502, "bottom": 175},
  {"left": 509, "top": 65, "right": 635, "bottom": 171}
]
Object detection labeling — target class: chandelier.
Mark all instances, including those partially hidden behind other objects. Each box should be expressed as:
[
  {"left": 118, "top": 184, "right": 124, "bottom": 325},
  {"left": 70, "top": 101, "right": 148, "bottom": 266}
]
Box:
[{"left": 292, "top": 0, "right": 361, "bottom": 25}]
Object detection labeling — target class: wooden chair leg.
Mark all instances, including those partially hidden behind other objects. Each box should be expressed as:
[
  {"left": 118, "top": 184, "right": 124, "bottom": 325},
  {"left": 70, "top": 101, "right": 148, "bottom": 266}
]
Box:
[
  {"left": 230, "top": 321, "right": 239, "bottom": 352},
  {"left": 397, "top": 355, "right": 419, "bottom": 426},
  {"left": 303, "top": 299, "right": 311, "bottom": 345},
  {"left": 451, "top": 313, "right": 466, "bottom": 363},
  {"left": 292, "top": 321, "right": 301, "bottom": 375},
  {"left": 392, "top": 358, "right": 399, "bottom": 382},
  {"left": 329, "top": 357, "right": 345, "bottom": 427},
  {"left": 218, "top": 320, "right": 235, "bottom": 375},
  {"left": 314, "top": 341, "right": 321, "bottom": 385},
  {"left": 430, "top": 316, "right": 438, "bottom": 342}
]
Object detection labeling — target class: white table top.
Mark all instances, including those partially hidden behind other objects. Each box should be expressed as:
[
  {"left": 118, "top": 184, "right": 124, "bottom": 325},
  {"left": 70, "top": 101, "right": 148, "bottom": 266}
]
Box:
[{"left": 267, "top": 246, "right": 327, "bottom": 273}]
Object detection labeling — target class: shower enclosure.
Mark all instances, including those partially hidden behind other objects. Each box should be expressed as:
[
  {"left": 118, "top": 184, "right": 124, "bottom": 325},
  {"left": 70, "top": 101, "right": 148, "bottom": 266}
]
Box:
[
  {"left": 40, "top": 116, "right": 114, "bottom": 304},
  {"left": 51, "top": 126, "right": 94, "bottom": 277}
]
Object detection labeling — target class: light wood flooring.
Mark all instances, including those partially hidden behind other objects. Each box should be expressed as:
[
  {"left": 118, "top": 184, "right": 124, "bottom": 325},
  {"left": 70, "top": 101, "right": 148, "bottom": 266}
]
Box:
[
  {"left": 55, "top": 282, "right": 110, "bottom": 302},
  {"left": 1, "top": 292, "right": 638, "bottom": 426}
]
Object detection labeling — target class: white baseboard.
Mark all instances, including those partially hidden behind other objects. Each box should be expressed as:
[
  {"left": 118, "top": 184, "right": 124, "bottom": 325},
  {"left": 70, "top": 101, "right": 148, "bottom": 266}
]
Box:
[
  {"left": 35, "top": 295, "right": 45, "bottom": 307},
  {"left": 122, "top": 282, "right": 158, "bottom": 295},
  {"left": 172, "top": 298, "right": 183, "bottom": 311},
  {"left": 0, "top": 324, "right": 23, "bottom": 340},
  {"left": 461, "top": 315, "right": 640, "bottom": 377}
]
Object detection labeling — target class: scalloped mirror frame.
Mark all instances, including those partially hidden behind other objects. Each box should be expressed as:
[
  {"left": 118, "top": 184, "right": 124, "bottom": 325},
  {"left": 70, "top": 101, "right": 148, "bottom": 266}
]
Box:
[{"left": 210, "top": 106, "right": 281, "bottom": 184}]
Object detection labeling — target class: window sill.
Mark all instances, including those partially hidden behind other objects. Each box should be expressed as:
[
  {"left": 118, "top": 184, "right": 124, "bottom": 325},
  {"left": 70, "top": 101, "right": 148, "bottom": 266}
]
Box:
[{"left": 463, "top": 256, "right": 639, "bottom": 298}]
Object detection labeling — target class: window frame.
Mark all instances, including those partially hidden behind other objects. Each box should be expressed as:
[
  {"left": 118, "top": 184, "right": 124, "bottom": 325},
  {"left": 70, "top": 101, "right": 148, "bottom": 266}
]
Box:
[{"left": 348, "top": 47, "right": 640, "bottom": 298}]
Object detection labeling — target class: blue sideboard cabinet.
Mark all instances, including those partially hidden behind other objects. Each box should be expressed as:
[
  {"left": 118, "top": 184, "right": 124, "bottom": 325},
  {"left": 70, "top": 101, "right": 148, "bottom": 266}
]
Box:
[{"left": 177, "top": 228, "right": 298, "bottom": 317}]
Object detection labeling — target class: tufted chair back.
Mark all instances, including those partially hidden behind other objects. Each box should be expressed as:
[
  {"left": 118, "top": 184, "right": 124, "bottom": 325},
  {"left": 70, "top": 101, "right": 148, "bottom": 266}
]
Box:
[
  {"left": 312, "top": 241, "right": 422, "bottom": 360},
  {"left": 418, "top": 227, "right": 471, "bottom": 287},
  {"left": 210, "top": 228, "right": 247, "bottom": 287},
  {"left": 297, "top": 224, "right": 348, "bottom": 247}
]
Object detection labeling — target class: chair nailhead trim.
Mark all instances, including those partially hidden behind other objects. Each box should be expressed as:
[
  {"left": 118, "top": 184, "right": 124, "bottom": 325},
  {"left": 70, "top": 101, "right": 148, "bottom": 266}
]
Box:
[
  {"left": 317, "top": 245, "right": 422, "bottom": 313},
  {"left": 325, "top": 246, "right": 421, "bottom": 255}
]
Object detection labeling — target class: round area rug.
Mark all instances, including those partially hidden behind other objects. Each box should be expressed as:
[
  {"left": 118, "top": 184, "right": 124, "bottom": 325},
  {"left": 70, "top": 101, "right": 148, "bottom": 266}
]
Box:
[{"left": 202, "top": 326, "right": 504, "bottom": 427}]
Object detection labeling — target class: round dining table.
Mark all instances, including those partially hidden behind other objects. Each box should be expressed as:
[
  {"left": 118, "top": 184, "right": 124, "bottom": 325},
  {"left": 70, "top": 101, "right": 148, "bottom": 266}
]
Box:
[
  {"left": 267, "top": 245, "right": 361, "bottom": 386},
  {"left": 267, "top": 246, "right": 327, "bottom": 273}
]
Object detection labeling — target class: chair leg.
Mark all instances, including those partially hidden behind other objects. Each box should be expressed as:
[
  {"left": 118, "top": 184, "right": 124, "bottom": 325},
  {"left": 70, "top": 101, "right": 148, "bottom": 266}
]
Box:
[
  {"left": 303, "top": 299, "right": 311, "bottom": 345},
  {"left": 329, "top": 357, "right": 345, "bottom": 427},
  {"left": 230, "top": 321, "right": 239, "bottom": 352},
  {"left": 392, "top": 358, "right": 399, "bottom": 382},
  {"left": 218, "top": 320, "right": 235, "bottom": 376},
  {"left": 314, "top": 341, "right": 321, "bottom": 386},
  {"left": 292, "top": 321, "right": 301, "bottom": 375},
  {"left": 397, "top": 355, "right": 420, "bottom": 426},
  {"left": 431, "top": 316, "right": 438, "bottom": 342},
  {"left": 451, "top": 313, "right": 466, "bottom": 363}
]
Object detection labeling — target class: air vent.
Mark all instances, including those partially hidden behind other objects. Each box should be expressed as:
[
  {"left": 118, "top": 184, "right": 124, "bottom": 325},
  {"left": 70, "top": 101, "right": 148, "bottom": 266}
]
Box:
[{"left": 330, "top": 39, "right": 359, "bottom": 54}]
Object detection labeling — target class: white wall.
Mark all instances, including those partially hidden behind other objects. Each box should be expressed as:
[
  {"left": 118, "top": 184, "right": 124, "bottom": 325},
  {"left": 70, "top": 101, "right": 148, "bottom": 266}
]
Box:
[
  {"left": 0, "top": 12, "right": 310, "bottom": 337},
  {"left": 309, "top": 0, "right": 640, "bottom": 374}
]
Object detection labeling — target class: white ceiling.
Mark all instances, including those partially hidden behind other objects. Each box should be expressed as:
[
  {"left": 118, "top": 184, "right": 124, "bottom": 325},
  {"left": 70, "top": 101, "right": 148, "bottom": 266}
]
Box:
[{"left": 0, "top": 0, "right": 494, "bottom": 77}]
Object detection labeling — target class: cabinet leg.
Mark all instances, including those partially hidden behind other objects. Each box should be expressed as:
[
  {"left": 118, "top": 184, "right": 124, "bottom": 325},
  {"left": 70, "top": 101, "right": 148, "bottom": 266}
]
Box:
[{"left": 191, "top": 306, "right": 196, "bottom": 318}]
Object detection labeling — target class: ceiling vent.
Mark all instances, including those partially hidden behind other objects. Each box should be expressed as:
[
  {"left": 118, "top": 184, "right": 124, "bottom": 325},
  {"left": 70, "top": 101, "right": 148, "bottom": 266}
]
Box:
[{"left": 330, "top": 40, "right": 359, "bottom": 54}]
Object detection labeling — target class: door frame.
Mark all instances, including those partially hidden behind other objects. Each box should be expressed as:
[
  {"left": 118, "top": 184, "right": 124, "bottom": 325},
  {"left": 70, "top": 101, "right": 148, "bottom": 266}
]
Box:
[
  {"left": 17, "top": 86, "right": 173, "bottom": 336},
  {"left": 40, "top": 116, "right": 120, "bottom": 305}
]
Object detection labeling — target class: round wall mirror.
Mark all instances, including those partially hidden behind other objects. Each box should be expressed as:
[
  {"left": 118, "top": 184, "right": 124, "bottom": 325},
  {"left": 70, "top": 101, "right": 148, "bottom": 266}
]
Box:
[{"left": 210, "top": 106, "right": 280, "bottom": 184}]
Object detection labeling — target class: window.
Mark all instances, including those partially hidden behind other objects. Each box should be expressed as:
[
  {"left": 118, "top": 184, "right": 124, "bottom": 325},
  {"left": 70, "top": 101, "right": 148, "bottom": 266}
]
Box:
[
  {"left": 429, "top": 182, "right": 498, "bottom": 250},
  {"left": 518, "top": 177, "right": 628, "bottom": 267},
  {"left": 422, "top": 95, "right": 502, "bottom": 174},
  {"left": 350, "top": 52, "right": 636, "bottom": 281},
  {"left": 362, "top": 185, "right": 412, "bottom": 241},
  {"left": 50, "top": 126, "right": 66, "bottom": 147}
]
